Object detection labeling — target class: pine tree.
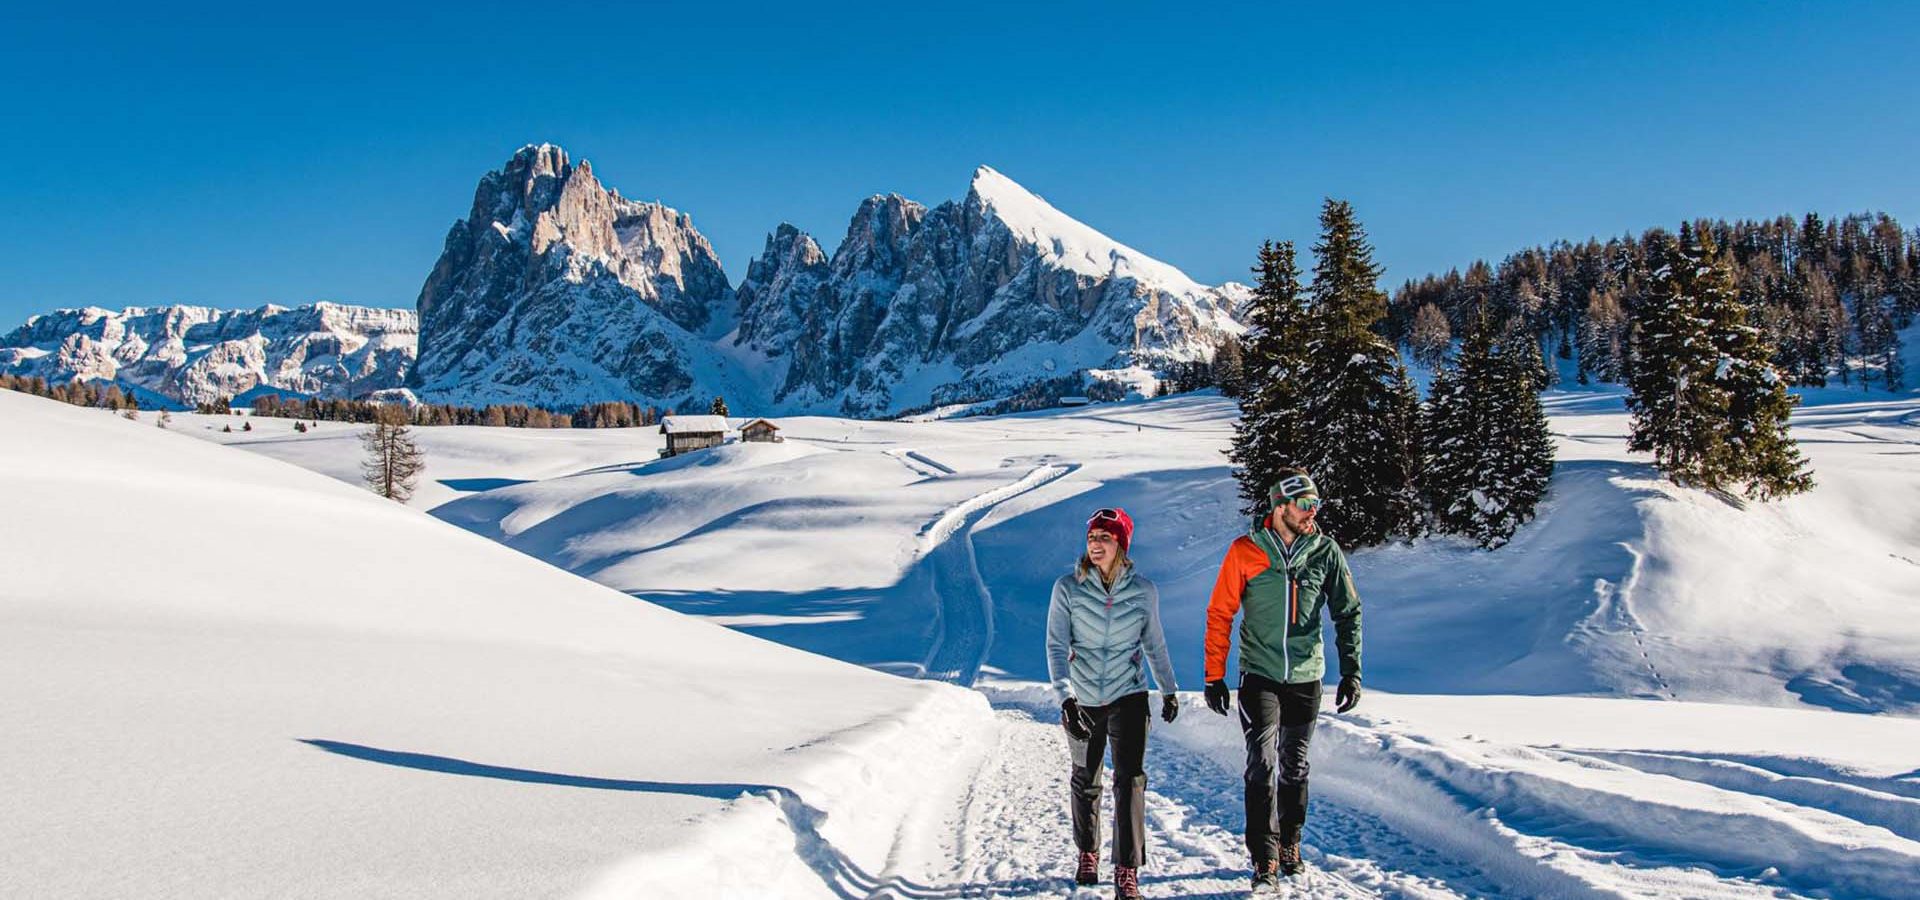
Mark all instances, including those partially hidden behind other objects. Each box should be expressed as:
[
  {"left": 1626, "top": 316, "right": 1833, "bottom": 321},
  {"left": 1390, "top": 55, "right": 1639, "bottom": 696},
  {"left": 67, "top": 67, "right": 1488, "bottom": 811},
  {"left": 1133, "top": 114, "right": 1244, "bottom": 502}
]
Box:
[
  {"left": 1420, "top": 312, "right": 1556, "bottom": 547},
  {"left": 710, "top": 396, "right": 729, "bottom": 417},
  {"left": 1292, "top": 199, "right": 1421, "bottom": 545},
  {"left": 1486, "top": 326, "right": 1557, "bottom": 542},
  {"left": 1629, "top": 225, "right": 1811, "bottom": 498},
  {"left": 361, "top": 407, "right": 426, "bottom": 502},
  {"left": 1628, "top": 227, "right": 1725, "bottom": 484},
  {"left": 1212, "top": 336, "right": 1246, "bottom": 398},
  {"left": 1227, "top": 240, "right": 1309, "bottom": 516},
  {"left": 1855, "top": 295, "right": 1900, "bottom": 391},
  {"left": 1697, "top": 245, "right": 1814, "bottom": 500}
]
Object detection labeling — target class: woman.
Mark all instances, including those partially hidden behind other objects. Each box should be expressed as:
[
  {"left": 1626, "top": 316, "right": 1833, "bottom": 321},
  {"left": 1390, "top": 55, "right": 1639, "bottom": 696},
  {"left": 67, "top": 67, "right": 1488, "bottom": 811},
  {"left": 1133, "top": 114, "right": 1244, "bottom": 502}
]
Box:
[{"left": 1044, "top": 506, "right": 1179, "bottom": 900}]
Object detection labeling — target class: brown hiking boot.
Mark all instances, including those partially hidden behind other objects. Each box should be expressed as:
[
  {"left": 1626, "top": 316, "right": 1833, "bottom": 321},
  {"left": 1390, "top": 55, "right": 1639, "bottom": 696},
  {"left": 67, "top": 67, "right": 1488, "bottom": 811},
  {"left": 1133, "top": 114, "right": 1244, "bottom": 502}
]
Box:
[
  {"left": 1074, "top": 851, "right": 1099, "bottom": 885},
  {"left": 1113, "top": 864, "right": 1141, "bottom": 899},
  {"left": 1252, "top": 858, "right": 1280, "bottom": 890},
  {"left": 1278, "top": 838, "right": 1303, "bottom": 875}
]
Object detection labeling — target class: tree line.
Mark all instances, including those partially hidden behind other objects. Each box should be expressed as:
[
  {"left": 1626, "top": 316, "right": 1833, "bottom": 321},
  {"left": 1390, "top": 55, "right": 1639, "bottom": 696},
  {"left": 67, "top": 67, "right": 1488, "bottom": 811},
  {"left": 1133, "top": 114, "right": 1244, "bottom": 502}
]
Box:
[
  {"left": 1, "top": 373, "right": 145, "bottom": 411},
  {"left": 1229, "top": 199, "right": 1812, "bottom": 551},
  {"left": 0, "top": 374, "right": 688, "bottom": 431},
  {"left": 246, "top": 394, "right": 671, "bottom": 429},
  {"left": 1389, "top": 212, "right": 1917, "bottom": 391}
]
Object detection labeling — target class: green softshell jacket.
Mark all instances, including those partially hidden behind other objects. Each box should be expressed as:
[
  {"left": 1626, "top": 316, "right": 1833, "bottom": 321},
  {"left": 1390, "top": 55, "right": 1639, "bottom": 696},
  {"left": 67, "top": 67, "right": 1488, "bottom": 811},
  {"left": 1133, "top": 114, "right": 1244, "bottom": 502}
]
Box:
[{"left": 1203, "top": 520, "right": 1362, "bottom": 686}]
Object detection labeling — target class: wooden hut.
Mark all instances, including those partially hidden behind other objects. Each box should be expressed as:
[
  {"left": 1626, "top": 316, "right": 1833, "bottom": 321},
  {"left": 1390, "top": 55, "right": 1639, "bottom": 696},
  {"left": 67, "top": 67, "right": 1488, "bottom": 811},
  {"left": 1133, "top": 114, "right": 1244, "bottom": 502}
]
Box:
[
  {"left": 739, "top": 418, "right": 783, "bottom": 443},
  {"left": 659, "top": 415, "right": 730, "bottom": 457}
]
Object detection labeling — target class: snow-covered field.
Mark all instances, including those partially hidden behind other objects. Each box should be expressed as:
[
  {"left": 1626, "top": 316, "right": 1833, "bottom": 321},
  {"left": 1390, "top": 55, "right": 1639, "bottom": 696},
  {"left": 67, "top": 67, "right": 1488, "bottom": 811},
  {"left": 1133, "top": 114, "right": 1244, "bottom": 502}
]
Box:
[{"left": 9, "top": 371, "right": 1920, "bottom": 897}]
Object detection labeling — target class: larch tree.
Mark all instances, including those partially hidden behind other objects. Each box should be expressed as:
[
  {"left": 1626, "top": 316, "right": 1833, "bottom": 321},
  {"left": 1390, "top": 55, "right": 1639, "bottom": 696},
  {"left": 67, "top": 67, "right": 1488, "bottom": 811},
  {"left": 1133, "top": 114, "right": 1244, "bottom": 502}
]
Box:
[
  {"left": 361, "top": 406, "right": 426, "bottom": 503},
  {"left": 1409, "top": 302, "right": 1452, "bottom": 368}
]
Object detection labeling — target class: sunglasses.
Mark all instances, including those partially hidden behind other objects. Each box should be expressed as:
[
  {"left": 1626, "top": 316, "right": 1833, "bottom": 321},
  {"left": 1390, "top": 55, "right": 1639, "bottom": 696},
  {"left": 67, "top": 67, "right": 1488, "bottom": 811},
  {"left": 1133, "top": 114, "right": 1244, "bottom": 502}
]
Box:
[{"left": 1284, "top": 497, "right": 1322, "bottom": 512}]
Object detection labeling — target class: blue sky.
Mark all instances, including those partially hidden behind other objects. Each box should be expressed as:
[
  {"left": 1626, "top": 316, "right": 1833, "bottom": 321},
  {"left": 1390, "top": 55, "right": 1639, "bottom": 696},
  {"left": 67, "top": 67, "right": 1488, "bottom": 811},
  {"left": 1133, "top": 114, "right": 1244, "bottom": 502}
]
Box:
[{"left": 2, "top": 2, "right": 1915, "bottom": 327}]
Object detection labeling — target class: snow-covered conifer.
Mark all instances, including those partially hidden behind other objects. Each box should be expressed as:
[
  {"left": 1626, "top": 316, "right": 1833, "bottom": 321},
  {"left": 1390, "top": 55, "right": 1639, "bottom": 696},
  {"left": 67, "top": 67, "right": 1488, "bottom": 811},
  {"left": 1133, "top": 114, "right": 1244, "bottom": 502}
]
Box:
[
  {"left": 1228, "top": 240, "right": 1309, "bottom": 516},
  {"left": 1293, "top": 200, "right": 1421, "bottom": 545},
  {"left": 1630, "top": 225, "right": 1812, "bottom": 499}
]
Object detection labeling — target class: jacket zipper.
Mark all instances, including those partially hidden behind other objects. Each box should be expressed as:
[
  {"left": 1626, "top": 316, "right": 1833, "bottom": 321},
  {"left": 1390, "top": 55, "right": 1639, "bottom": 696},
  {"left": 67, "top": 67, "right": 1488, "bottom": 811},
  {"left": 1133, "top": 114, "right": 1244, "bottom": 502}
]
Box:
[{"left": 1265, "top": 527, "right": 1296, "bottom": 677}]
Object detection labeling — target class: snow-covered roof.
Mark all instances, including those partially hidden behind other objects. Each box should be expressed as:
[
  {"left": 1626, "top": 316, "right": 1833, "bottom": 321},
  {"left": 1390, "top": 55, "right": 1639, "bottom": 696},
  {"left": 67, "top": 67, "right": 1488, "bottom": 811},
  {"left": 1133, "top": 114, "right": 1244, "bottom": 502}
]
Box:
[
  {"left": 739, "top": 417, "right": 781, "bottom": 431},
  {"left": 660, "top": 415, "right": 730, "bottom": 434}
]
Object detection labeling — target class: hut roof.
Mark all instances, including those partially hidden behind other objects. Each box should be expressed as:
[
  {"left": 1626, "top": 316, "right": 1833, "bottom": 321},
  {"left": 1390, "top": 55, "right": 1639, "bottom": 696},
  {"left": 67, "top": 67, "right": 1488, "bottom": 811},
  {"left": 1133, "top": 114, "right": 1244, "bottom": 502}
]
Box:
[{"left": 659, "top": 415, "right": 731, "bottom": 435}]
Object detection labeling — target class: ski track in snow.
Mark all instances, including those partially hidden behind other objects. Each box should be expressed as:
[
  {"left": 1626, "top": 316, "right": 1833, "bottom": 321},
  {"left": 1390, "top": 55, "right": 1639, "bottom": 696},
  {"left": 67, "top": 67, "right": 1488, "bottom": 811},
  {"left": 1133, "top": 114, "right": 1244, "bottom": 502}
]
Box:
[
  {"left": 918, "top": 464, "right": 1076, "bottom": 685},
  {"left": 887, "top": 448, "right": 954, "bottom": 480},
  {"left": 876, "top": 700, "right": 1903, "bottom": 900}
]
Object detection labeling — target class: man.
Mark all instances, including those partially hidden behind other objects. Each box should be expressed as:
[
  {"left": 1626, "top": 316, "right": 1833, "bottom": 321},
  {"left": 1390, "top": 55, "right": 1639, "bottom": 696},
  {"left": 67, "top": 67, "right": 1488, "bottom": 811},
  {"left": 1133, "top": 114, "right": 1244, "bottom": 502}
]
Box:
[{"left": 1202, "top": 468, "right": 1362, "bottom": 890}]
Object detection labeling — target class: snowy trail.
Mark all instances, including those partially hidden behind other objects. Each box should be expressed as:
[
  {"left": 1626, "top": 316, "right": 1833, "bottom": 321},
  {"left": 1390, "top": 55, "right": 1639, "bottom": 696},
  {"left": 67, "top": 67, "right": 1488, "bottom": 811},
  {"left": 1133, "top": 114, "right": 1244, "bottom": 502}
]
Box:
[
  {"left": 881, "top": 698, "right": 1484, "bottom": 900},
  {"left": 917, "top": 464, "right": 1076, "bottom": 685},
  {"left": 918, "top": 707, "right": 1397, "bottom": 899},
  {"left": 848, "top": 694, "right": 1920, "bottom": 900}
]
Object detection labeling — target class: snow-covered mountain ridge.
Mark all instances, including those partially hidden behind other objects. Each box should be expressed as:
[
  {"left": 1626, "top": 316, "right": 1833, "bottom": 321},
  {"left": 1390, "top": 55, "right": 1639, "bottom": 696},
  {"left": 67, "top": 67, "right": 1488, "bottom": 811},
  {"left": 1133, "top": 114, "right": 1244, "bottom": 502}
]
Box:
[
  {"left": 729, "top": 165, "right": 1248, "bottom": 415},
  {"left": 0, "top": 302, "right": 415, "bottom": 407},
  {"left": 3, "top": 146, "right": 1248, "bottom": 415},
  {"left": 410, "top": 145, "right": 1247, "bottom": 415}
]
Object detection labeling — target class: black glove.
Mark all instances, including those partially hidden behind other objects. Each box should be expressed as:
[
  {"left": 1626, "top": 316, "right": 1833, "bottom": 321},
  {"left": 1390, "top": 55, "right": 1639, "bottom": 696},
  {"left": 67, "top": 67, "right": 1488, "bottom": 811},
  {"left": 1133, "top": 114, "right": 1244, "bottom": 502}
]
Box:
[
  {"left": 1335, "top": 675, "right": 1362, "bottom": 713},
  {"left": 1204, "top": 680, "right": 1232, "bottom": 716},
  {"left": 1161, "top": 693, "right": 1179, "bottom": 723},
  {"left": 1061, "top": 698, "right": 1092, "bottom": 740}
]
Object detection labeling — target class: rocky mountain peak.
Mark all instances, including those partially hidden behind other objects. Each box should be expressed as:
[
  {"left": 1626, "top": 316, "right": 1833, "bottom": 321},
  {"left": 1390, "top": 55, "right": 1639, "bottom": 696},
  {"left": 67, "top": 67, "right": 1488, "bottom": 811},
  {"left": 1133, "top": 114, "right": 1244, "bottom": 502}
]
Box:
[
  {"left": 401, "top": 150, "right": 1244, "bottom": 415},
  {"left": 407, "top": 144, "right": 736, "bottom": 408}
]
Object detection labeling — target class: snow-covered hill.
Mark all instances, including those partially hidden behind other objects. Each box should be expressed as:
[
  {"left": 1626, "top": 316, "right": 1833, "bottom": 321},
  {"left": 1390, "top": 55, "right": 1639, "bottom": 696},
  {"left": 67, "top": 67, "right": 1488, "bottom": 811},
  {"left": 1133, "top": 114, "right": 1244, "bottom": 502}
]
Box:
[
  {"left": 0, "top": 302, "right": 415, "bottom": 407},
  {"left": 0, "top": 389, "right": 992, "bottom": 898}
]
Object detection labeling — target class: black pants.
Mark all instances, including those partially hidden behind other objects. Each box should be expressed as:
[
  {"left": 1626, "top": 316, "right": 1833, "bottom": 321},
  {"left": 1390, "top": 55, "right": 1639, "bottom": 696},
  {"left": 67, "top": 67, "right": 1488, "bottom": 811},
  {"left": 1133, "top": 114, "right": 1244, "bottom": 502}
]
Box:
[
  {"left": 1238, "top": 673, "right": 1320, "bottom": 865},
  {"left": 1068, "top": 691, "right": 1150, "bottom": 867}
]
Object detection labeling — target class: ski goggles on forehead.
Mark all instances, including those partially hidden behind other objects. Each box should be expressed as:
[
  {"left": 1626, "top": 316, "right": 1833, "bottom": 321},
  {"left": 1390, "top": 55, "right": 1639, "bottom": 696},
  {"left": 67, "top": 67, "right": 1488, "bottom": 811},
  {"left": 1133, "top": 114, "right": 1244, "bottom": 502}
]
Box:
[{"left": 1088, "top": 508, "right": 1123, "bottom": 525}]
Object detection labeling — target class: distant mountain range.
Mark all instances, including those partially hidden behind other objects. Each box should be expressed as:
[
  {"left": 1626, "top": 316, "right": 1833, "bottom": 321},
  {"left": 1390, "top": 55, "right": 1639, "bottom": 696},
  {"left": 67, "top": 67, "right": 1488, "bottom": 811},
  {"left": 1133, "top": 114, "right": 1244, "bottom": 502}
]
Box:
[
  {"left": 0, "top": 303, "right": 415, "bottom": 408},
  {"left": 3, "top": 145, "right": 1247, "bottom": 415}
]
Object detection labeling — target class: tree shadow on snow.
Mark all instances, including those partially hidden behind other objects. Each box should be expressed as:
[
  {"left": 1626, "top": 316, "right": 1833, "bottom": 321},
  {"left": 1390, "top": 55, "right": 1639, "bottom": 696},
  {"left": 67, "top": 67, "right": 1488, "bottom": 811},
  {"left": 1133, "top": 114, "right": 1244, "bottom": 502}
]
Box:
[{"left": 437, "top": 477, "right": 531, "bottom": 493}]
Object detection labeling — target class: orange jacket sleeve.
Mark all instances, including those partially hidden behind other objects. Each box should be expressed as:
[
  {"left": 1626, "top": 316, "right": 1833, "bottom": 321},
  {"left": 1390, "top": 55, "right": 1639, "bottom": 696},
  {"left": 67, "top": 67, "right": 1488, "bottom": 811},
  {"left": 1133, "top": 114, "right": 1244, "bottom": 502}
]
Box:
[{"left": 1204, "top": 537, "right": 1268, "bottom": 683}]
